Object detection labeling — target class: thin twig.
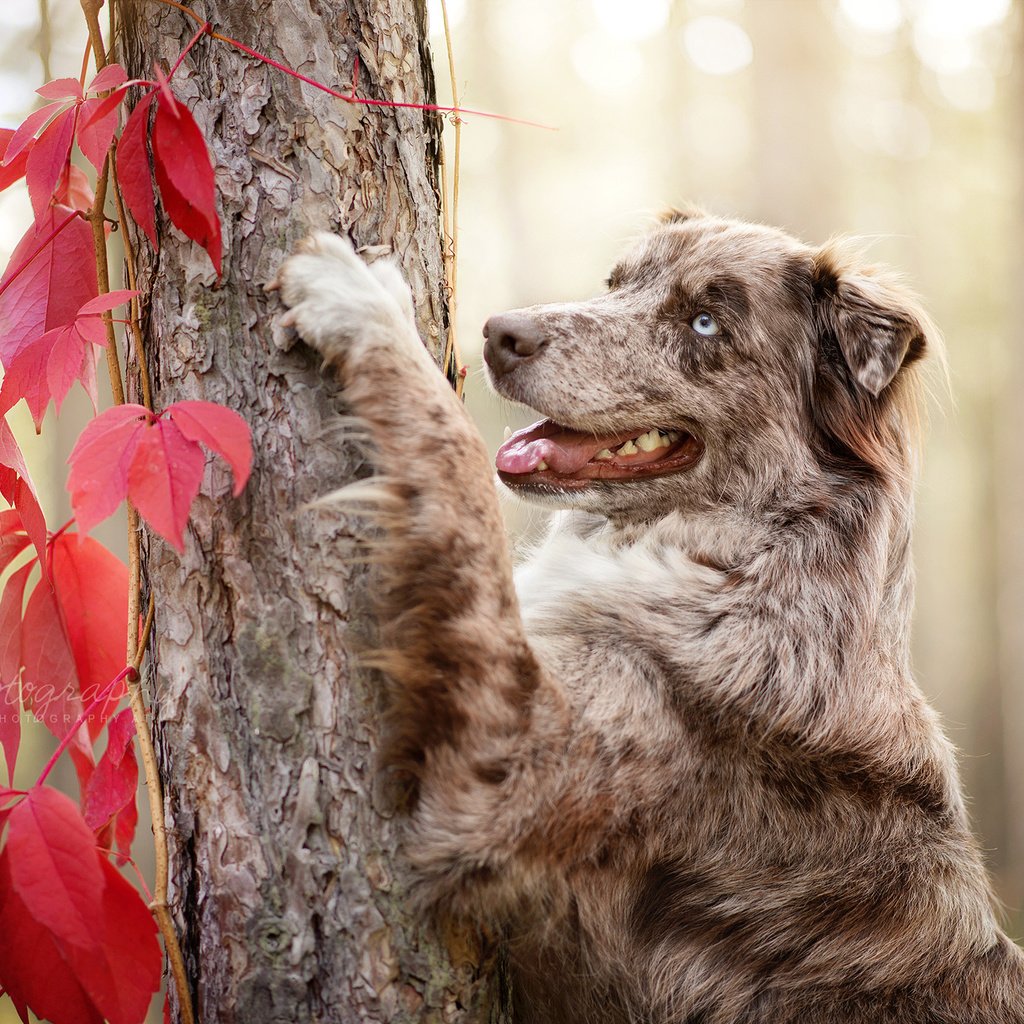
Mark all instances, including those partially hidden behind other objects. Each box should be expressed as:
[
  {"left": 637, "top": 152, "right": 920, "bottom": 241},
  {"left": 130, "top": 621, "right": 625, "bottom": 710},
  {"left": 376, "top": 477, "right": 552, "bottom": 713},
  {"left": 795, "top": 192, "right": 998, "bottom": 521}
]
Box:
[
  {"left": 438, "top": 0, "right": 464, "bottom": 396},
  {"left": 110, "top": 159, "right": 153, "bottom": 410},
  {"left": 127, "top": 595, "right": 195, "bottom": 1024}
]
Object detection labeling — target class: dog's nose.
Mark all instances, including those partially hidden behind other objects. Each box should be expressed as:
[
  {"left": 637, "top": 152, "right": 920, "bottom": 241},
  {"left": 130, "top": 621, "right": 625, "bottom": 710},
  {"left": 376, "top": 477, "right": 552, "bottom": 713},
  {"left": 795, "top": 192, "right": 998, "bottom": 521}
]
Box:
[{"left": 482, "top": 312, "right": 549, "bottom": 378}]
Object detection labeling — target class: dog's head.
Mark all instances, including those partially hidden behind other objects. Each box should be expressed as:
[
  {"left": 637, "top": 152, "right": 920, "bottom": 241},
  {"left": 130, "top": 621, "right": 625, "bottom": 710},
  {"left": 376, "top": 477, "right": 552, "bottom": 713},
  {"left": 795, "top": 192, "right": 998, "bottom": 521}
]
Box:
[{"left": 484, "top": 209, "right": 935, "bottom": 520}]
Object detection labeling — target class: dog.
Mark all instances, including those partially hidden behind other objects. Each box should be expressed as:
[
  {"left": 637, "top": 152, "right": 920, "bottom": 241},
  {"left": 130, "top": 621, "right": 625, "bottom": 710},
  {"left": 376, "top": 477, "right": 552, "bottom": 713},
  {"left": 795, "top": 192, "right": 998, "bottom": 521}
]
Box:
[{"left": 273, "top": 208, "right": 1024, "bottom": 1023}]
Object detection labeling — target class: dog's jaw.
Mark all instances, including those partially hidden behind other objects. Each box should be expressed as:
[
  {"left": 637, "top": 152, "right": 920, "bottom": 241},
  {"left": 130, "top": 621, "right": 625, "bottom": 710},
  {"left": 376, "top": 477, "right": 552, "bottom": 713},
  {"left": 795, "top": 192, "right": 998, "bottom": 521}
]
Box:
[{"left": 495, "top": 416, "right": 704, "bottom": 491}]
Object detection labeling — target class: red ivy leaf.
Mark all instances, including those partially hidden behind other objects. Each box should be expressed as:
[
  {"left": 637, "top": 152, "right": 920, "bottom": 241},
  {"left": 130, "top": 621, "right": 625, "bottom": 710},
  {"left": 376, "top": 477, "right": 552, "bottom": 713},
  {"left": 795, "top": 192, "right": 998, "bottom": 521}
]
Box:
[
  {"left": 0, "top": 509, "right": 31, "bottom": 575},
  {"left": 78, "top": 84, "right": 132, "bottom": 135},
  {"left": 55, "top": 162, "right": 95, "bottom": 213},
  {"left": 4, "top": 101, "right": 65, "bottom": 167},
  {"left": 86, "top": 64, "right": 128, "bottom": 96},
  {"left": 0, "top": 290, "right": 135, "bottom": 428},
  {"left": 0, "top": 562, "right": 33, "bottom": 785},
  {"left": 83, "top": 708, "right": 136, "bottom": 829},
  {"left": 0, "top": 419, "right": 47, "bottom": 563},
  {"left": 68, "top": 401, "right": 251, "bottom": 549},
  {"left": 76, "top": 98, "right": 117, "bottom": 175},
  {"left": 168, "top": 400, "right": 252, "bottom": 495},
  {"left": 0, "top": 129, "right": 31, "bottom": 195},
  {"left": 66, "top": 404, "right": 151, "bottom": 534},
  {"left": 20, "top": 578, "right": 87, "bottom": 750},
  {"left": 113, "top": 784, "right": 138, "bottom": 859},
  {"left": 0, "top": 204, "right": 98, "bottom": 367},
  {"left": 79, "top": 288, "right": 137, "bottom": 316},
  {"left": 5, "top": 786, "right": 103, "bottom": 949},
  {"left": 26, "top": 106, "right": 77, "bottom": 221},
  {"left": 67, "top": 856, "right": 160, "bottom": 1024},
  {"left": 0, "top": 846, "right": 104, "bottom": 1024},
  {"left": 36, "top": 78, "right": 83, "bottom": 102},
  {"left": 75, "top": 66, "right": 128, "bottom": 175},
  {"left": 151, "top": 93, "right": 222, "bottom": 275},
  {"left": 0, "top": 789, "right": 160, "bottom": 1024},
  {"left": 127, "top": 418, "right": 206, "bottom": 551},
  {"left": 51, "top": 533, "right": 130, "bottom": 740},
  {"left": 115, "top": 93, "right": 157, "bottom": 247}
]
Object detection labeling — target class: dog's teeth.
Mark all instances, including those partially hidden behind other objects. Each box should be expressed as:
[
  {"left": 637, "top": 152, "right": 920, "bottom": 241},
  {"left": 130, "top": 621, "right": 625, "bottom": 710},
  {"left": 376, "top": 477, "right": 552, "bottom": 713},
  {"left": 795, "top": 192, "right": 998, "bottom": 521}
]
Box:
[
  {"left": 536, "top": 460, "right": 548, "bottom": 471},
  {"left": 595, "top": 449, "right": 614, "bottom": 460},
  {"left": 634, "top": 428, "right": 659, "bottom": 452},
  {"left": 617, "top": 440, "right": 638, "bottom": 456},
  {"left": 503, "top": 426, "right": 512, "bottom": 441},
  {"left": 667, "top": 430, "right": 680, "bottom": 443}
]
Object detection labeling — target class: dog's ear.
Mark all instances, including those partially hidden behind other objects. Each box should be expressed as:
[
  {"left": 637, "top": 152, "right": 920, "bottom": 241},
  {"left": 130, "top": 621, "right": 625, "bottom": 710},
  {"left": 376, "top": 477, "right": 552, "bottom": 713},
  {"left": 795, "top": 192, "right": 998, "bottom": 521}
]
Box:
[
  {"left": 659, "top": 203, "right": 709, "bottom": 226},
  {"left": 812, "top": 247, "right": 928, "bottom": 397}
]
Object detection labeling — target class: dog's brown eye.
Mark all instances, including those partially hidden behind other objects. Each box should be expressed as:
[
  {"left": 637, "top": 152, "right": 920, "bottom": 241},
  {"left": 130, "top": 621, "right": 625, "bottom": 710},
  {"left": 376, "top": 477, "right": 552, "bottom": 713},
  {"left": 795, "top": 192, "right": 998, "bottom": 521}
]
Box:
[{"left": 692, "top": 312, "right": 720, "bottom": 336}]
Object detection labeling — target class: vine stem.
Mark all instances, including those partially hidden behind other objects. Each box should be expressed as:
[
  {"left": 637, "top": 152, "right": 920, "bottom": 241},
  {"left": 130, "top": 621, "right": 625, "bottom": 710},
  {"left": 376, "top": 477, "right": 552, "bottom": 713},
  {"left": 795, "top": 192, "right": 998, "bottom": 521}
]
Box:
[
  {"left": 79, "top": 3, "right": 196, "bottom": 1022},
  {"left": 438, "top": 0, "right": 464, "bottom": 395},
  {"left": 110, "top": 158, "right": 154, "bottom": 411},
  {"left": 150, "top": 0, "right": 555, "bottom": 129}
]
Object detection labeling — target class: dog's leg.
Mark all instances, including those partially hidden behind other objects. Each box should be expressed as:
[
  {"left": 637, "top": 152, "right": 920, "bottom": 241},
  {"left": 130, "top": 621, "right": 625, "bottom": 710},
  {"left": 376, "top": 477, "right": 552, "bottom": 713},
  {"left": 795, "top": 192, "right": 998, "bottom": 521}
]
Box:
[{"left": 272, "top": 234, "right": 590, "bottom": 910}]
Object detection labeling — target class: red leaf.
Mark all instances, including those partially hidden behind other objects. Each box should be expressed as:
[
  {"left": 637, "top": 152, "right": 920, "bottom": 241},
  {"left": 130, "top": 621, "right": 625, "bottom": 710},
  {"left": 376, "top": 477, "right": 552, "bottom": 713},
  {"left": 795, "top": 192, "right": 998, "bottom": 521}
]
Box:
[
  {"left": 113, "top": 784, "right": 138, "bottom": 858},
  {"left": 168, "top": 400, "right": 252, "bottom": 495},
  {"left": 0, "top": 325, "right": 64, "bottom": 428},
  {"left": 115, "top": 92, "right": 157, "bottom": 247},
  {"left": 0, "top": 846, "right": 104, "bottom": 1024},
  {"left": 6, "top": 787, "right": 103, "bottom": 949},
  {"left": 66, "top": 404, "right": 152, "bottom": 534},
  {"left": 47, "top": 323, "right": 88, "bottom": 417},
  {"left": 21, "top": 579, "right": 86, "bottom": 747},
  {"left": 26, "top": 105, "right": 77, "bottom": 220},
  {"left": 84, "top": 708, "right": 136, "bottom": 828},
  {"left": 78, "top": 97, "right": 117, "bottom": 174},
  {"left": 0, "top": 129, "right": 31, "bottom": 194},
  {"left": 0, "top": 791, "right": 160, "bottom": 1024},
  {"left": 64, "top": 856, "right": 160, "bottom": 1024},
  {"left": 0, "top": 563, "right": 33, "bottom": 784},
  {"left": 79, "top": 288, "right": 137, "bottom": 316},
  {"left": 4, "top": 101, "right": 66, "bottom": 166},
  {"left": 0, "top": 510, "right": 30, "bottom": 575},
  {"left": 51, "top": 533, "right": 129, "bottom": 739},
  {"left": 78, "top": 85, "right": 131, "bottom": 134},
  {"left": 36, "top": 78, "right": 83, "bottom": 101},
  {"left": 78, "top": 334, "right": 101, "bottom": 413},
  {"left": 55, "top": 162, "right": 96, "bottom": 212},
  {"left": 127, "top": 418, "right": 206, "bottom": 551},
  {"left": 0, "top": 288, "right": 131, "bottom": 424},
  {"left": 86, "top": 64, "right": 127, "bottom": 95},
  {"left": 0, "top": 204, "right": 98, "bottom": 366},
  {"left": 0, "top": 419, "right": 47, "bottom": 563},
  {"left": 151, "top": 93, "right": 221, "bottom": 274}
]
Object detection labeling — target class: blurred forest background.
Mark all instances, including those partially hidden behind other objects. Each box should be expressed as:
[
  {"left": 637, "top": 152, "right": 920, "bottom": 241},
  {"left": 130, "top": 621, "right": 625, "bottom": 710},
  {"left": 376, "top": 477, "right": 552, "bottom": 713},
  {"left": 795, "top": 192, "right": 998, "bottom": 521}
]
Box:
[{"left": 0, "top": 0, "right": 1020, "bottom": 975}]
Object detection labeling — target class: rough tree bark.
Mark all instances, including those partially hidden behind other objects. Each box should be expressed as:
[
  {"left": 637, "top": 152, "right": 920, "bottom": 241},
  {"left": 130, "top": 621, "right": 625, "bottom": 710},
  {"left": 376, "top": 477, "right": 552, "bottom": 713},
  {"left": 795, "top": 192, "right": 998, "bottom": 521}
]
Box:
[{"left": 116, "top": 2, "right": 509, "bottom": 1020}]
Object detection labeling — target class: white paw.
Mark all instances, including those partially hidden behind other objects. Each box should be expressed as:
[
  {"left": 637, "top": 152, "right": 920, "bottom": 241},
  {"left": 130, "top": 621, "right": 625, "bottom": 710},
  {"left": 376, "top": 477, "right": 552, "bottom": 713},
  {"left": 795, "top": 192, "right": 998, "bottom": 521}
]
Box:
[{"left": 269, "top": 233, "right": 417, "bottom": 364}]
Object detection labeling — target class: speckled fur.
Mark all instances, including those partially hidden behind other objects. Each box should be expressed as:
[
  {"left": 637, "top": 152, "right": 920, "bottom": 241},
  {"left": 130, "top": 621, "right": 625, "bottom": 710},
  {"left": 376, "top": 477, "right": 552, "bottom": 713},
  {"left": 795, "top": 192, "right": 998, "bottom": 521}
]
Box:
[{"left": 274, "top": 213, "right": 1024, "bottom": 1023}]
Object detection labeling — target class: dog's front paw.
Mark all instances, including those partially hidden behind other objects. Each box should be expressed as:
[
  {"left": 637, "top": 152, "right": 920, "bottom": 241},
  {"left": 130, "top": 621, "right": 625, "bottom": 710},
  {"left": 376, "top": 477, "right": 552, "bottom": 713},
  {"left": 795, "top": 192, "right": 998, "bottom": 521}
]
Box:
[{"left": 269, "top": 233, "right": 416, "bottom": 364}]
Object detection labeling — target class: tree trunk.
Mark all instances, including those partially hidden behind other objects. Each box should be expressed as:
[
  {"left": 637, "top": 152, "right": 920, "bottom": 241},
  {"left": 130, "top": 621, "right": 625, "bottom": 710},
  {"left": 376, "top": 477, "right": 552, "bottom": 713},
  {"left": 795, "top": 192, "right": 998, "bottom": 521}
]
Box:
[{"left": 115, "top": 2, "right": 510, "bottom": 1020}]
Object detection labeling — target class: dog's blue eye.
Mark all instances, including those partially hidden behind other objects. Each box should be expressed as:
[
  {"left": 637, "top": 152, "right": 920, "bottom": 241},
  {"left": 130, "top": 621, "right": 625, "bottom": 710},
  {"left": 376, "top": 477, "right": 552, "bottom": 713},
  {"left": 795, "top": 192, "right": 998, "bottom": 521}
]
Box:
[{"left": 692, "top": 313, "right": 719, "bottom": 336}]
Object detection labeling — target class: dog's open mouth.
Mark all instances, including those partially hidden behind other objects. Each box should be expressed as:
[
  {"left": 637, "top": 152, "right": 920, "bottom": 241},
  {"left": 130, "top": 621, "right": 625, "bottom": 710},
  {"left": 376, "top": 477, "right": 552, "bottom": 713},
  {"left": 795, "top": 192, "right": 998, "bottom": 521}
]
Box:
[{"left": 495, "top": 419, "right": 704, "bottom": 489}]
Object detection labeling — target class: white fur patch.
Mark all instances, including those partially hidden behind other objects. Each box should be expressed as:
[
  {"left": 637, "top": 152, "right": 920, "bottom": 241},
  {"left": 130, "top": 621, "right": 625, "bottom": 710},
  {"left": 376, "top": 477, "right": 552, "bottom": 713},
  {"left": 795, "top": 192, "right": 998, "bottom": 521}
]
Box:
[{"left": 275, "top": 232, "right": 430, "bottom": 370}]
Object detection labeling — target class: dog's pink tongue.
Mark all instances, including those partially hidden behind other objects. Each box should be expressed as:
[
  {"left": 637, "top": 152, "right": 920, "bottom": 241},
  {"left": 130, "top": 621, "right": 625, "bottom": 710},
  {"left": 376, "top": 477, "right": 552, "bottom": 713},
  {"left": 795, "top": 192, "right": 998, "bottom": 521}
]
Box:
[{"left": 495, "top": 419, "right": 610, "bottom": 475}]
